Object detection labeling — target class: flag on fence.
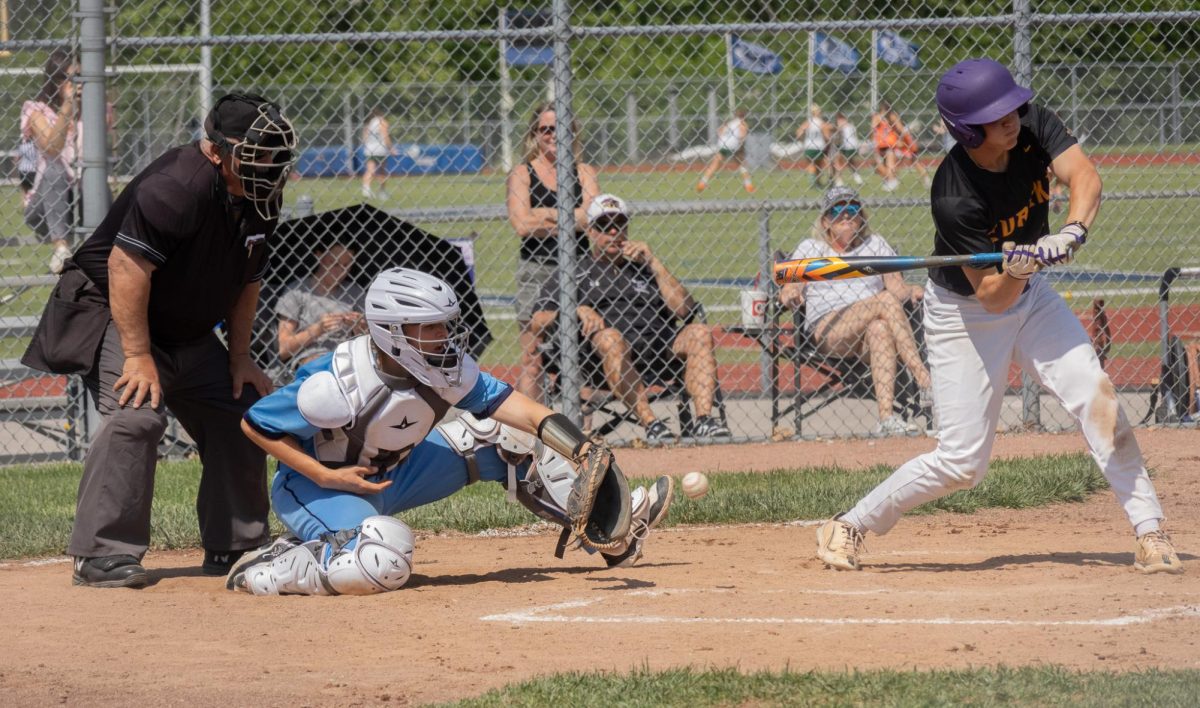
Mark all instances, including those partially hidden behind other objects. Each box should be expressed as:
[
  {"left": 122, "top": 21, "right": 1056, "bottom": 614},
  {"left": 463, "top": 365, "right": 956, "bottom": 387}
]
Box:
[
  {"left": 876, "top": 30, "right": 921, "bottom": 70},
  {"left": 503, "top": 8, "right": 554, "bottom": 67},
  {"left": 812, "top": 33, "right": 860, "bottom": 74},
  {"left": 729, "top": 35, "right": 784, "bottom": 75}
]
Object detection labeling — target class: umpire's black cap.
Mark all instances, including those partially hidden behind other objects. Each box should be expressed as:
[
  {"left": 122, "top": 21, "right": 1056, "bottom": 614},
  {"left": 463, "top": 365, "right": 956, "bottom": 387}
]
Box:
[{"left": 204, "top": 93, "right": 277, "bottom": 142}]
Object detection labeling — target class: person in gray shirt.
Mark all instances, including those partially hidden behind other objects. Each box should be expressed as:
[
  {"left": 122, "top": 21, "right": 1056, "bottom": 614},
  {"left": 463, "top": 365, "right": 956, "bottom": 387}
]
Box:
[{"left": 276, "top": 242, "right": 366, "bottom": 373}]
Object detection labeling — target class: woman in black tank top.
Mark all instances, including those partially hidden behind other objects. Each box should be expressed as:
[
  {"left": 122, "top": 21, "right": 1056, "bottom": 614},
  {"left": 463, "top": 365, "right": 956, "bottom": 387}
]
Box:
[{"left": 505, "top": 103, "right": 601, "bottom": 400}]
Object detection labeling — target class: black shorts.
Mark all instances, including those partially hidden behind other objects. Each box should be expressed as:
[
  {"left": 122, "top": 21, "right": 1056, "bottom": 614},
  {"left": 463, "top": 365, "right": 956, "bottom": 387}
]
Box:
[{"left": 580, "top": 328, "right": 681, "bottom": 387}]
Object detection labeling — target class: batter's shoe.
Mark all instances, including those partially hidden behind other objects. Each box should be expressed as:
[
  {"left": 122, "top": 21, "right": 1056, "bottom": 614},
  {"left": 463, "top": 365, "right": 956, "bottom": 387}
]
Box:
[
  {"left": 225, "top": 535, "right": 300, "bottom": 592},
  {"left": 816, "top": 517, "right": 865, "bottom": 571},
  {"left": 72, "top": 555, "right": 149, "bottom": 588},
  {"left": 1135, "top": 530, "right": 1184, "bottom": 575},
  {"left": 602, "top": 475, "right": 674, "bottom": 569},
  {"left": 202, "top": 548, "right": 247, "bottom": 576}
]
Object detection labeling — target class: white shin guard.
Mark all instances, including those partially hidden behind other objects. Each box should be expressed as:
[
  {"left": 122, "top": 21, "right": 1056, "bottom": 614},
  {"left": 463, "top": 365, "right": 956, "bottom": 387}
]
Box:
[{"left": 242, "top": 516, "right": 415, "bottom": 596}]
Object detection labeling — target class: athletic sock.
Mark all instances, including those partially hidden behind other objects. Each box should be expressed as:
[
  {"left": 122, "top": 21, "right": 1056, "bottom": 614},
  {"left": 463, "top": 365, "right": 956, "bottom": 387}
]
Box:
[{"left": 1134, "top": 518, "right": 1161, "bottom": 537}]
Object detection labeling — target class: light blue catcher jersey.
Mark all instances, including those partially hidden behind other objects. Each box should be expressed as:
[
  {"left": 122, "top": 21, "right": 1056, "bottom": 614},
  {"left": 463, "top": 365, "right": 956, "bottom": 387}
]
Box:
[{"left": 245, "top": 335, "right": 512, "bottom": 469}]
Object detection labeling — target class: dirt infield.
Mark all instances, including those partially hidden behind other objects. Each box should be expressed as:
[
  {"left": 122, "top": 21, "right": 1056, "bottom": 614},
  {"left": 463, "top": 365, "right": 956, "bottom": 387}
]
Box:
[{"left": 2, "top": 429, "right": 1197, "bottom": 706}]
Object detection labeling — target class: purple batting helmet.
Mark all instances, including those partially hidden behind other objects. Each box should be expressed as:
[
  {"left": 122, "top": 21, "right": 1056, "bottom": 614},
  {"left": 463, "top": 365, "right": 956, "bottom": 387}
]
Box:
[{"left": 935, "top": 58, "right": 1033, "bottom": 149}]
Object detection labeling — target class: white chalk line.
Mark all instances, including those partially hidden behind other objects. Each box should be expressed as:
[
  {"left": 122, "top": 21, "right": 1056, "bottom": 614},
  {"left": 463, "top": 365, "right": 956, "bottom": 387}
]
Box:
[{"left": 482, "top": 594, "right": 1200, "bottom": 627}]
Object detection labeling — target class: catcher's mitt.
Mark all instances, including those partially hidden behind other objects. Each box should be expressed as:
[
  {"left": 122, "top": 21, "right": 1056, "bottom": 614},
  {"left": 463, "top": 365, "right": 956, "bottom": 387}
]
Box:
[{"left": 564, "top": 444, "right": 632, "bottom": 553}]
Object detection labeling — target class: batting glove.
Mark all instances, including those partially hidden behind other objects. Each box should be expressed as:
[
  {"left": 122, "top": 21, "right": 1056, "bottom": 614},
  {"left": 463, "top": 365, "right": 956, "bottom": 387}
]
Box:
[
  {"left": 1002, "top": 241, "right": 1040, "bottom": 280},
  {"left": 1034, "top": 221, "right": 1087, "bottom": 266}
]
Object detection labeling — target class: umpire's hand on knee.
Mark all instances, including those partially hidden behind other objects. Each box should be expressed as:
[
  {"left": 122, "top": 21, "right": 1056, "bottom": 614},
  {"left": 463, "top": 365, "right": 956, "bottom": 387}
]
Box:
[{"left": 115, "top": 353, "right": 162, "bottom": 409}]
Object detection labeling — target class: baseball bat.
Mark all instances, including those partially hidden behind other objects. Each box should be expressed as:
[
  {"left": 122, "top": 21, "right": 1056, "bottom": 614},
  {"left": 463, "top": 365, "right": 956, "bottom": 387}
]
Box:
[{"left": 773, "top": 253, "right": 1003, "bottom": 284}]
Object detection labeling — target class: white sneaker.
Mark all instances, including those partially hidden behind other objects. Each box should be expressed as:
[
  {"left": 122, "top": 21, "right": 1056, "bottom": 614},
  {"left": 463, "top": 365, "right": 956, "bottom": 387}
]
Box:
[
  {"left": 923, "top": 175, "right": 933, "bottom": 188},
  {"left": 49, "top": 245, "right": 72, "bottom": 274},
  {"left": 602, "top": 475, "right": 674, "bottom": 568},
  {"left": 874, "top": 414, "right": 909, "bottom": 437},
  {"left": 834, "top": 177, "right": 846, "bottom": 187},
  {"left": 882, "top": 178, "right": 900, "bottom": 192},
  {"left": 361, "top": 186, "right": 373, "bottom": 199},
  {"left": 852, "top": 173, "right": 864, "bottom": 186}
]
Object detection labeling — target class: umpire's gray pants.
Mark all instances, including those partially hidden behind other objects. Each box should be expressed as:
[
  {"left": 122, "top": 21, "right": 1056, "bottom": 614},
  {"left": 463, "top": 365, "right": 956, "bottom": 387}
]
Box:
[{"left": 67, "top": 320, "right": 270, "bottom": 559}]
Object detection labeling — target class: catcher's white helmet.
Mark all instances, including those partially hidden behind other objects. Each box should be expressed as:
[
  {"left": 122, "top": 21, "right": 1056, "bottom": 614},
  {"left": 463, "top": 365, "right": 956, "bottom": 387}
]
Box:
[{"left": 365, "top": 267, "right": 468, "bottom": 388}]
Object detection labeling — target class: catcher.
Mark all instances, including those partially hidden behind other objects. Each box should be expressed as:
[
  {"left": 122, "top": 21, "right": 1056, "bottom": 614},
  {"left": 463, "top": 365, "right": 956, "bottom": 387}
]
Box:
[{"left": 227, "top": 266, "right": 672, "bottom": 596}]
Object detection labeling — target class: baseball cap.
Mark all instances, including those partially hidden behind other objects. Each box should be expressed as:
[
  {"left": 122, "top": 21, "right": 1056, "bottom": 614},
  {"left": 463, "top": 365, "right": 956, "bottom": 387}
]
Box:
[
  {"left": 204, "top": 93, "right": 277, "bottom": 142},
  {"left": 586, "top": 193, "right": 630, "bottom": 228},
  {"left": 819, "top": 185, "right": 863, "bottom": 214}
]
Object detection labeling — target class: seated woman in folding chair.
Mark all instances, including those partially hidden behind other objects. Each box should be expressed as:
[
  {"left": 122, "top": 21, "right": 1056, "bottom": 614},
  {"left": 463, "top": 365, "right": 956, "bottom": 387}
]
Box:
[
  {"left": 778, "top": 186, "right": 933, "bottom": 436},
  {"left": 530, "top": 194, "right": 731, "bottom": 444}
]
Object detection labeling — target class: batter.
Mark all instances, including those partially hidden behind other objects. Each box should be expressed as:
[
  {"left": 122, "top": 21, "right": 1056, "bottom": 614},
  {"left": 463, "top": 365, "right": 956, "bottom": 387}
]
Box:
[{"left": 814, "top": 58, "right": 1183, "bottom": 575}]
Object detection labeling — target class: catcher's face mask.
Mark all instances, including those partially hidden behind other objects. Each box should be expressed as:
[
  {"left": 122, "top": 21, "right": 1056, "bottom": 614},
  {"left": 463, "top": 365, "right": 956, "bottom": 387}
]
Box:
[{"left": 206, "top": 95, "right": 298, "bottom": 221}]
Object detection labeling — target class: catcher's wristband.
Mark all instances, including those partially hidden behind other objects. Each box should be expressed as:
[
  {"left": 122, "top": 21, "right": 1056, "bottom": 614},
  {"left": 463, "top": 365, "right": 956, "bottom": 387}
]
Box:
[{"left": 537, "top": 413, "right": 590, "bottom": 460}]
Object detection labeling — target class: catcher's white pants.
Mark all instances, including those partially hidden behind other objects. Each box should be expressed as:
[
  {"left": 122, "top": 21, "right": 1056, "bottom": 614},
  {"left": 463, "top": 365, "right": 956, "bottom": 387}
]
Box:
[{"left": 845, "top": 274, "right": 1163, "bottom": 535}]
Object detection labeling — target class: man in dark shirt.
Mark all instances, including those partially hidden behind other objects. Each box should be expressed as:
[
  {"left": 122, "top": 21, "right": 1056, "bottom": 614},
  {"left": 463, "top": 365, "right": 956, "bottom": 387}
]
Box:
[
  {"left": 23, "top": 93, "right": 298, "bottom": 587},
  {"left": 530, "top": 194, "right": 731, "bottom": 443},
  {"left": 814, "top": 58, "right": 1181, "bottom": 575}
]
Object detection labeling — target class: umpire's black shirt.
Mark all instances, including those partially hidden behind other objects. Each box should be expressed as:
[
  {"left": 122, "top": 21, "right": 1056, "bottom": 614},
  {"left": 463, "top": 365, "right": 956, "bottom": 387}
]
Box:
[
  {"left": 928, "top": 102, "right": 1077, "bottom": 296},
  {"left": 74, "top": 143, "right": 273, "bottom": 345}
]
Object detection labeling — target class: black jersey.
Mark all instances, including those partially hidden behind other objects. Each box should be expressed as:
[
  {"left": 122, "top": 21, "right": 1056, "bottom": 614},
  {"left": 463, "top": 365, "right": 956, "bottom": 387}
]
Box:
[
  {"left": 928, "top": 103, "right": 1077, "bottom": 295},
  {"left": 74, "top": 144, "right": 275, "bottom": 345}
]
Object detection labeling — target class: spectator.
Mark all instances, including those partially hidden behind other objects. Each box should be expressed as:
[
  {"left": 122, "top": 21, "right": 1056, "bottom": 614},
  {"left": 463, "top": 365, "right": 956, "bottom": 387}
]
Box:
[
  {"left": 505, "top": 102, "right": 600, "bottom": 402},
  {"left": 275, "top": 242, "right": 366, "bottom": 373},
  {"left": 361, "top": 106, "right": 394, "bottom": 200},
  {"left": 779, "top": 186, "right": 932, "bottom": 436},
  {"left": 531, "top": 194, "right": 732, "bottom": 443},
  {"left": 888, "top": 110, "right": 932, "bottom": 188},
  {"left": 871, "top": 100, "right": 902, "bottom": 191},
  {"left": 830, "top": 111, "right": 865, "bottom": 188},
  {"left": 696, "top": 108, "right": 754, "bottom": 193},
  {"left": 21, "top": 48, "right": 78, "bottom": 274},
  {"left": 794, "top": 104, "right": 834, "bottom": 188}
]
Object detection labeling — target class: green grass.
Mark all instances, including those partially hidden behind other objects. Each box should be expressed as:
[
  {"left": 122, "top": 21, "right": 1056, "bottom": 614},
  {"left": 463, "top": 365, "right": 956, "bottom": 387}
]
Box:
[
  {"left": 0, "top": 453, "right": 1105, "bottom": 559},
  {"left": 444, "top": 665, "right": 1200, "bottom": 708}
]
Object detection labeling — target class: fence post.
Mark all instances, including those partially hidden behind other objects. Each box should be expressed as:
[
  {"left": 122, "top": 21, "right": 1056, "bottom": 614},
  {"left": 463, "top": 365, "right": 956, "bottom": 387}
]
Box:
[
  {"left": 758, "top": 209, "right": 773, "bottom": 400},
  {"left": 550, "top": 0, "right": 582, "bottom": 425},
  {"left": 707, "top": 87, "right": 719, "bottom": 145},
  {"left": 199, "top": 0, "right": 212, "bottom": 117},
  {"left": 626, "top": 91, "right": 639, "bottom": 162},
  {"left": 1012, "top": 0, "right": 1033, "bottom": 87},
  {"left": 79, "top": 0, "right": 111, "bottom": 230},
  {"left": 667, "top": 88, "right": 680, "bottom": 151}
]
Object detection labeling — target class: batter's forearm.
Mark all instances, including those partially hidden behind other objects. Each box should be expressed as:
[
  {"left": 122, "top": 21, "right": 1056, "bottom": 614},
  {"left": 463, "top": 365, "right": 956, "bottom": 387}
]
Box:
[
  {"left": 1065, "top": 169, "right": 1102, "bottom": 230},
  {"left": 226, "top": 281, "right": 261, "bottom": 357},
  {"left": 107, "top": 250, "right": 154, "bottom": 358}
]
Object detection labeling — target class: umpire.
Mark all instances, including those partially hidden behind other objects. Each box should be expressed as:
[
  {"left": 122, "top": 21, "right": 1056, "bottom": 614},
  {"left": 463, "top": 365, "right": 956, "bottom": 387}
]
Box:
[{"left": 22, "top": 93, "right": 298, "bottom": 588}]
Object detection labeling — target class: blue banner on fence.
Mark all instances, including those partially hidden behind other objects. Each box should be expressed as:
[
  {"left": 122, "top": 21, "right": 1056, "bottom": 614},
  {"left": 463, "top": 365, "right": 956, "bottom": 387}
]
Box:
[
  {"left": 813, "top": 33, "right": 860, "bottom": 74},
  {"left": 876, "top": 30, "right": 921, "bottom": 70},
  {"left": 730, "top": 35, "right": 783, "bottom": 75}
]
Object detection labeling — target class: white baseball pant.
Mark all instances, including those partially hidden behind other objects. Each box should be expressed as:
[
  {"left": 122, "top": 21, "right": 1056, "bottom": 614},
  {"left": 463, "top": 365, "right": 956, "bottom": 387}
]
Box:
[{"left": 844, "top": 274, "right": 1163, "bottom": 535}]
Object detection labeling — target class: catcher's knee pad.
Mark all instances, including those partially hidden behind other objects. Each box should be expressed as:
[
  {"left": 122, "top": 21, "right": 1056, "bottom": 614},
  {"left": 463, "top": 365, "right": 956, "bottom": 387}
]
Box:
[
  {"left": 437, "top": 412, "right": 536, "bottom": 485},
  {"left": 325, "top": 516, "right": 416, "bottom": 595}
]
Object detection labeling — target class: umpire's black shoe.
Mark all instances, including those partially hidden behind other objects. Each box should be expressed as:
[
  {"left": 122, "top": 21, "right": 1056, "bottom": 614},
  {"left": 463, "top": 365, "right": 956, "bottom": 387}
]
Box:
[
  {"left": 72, "top": 555, "right": 149, "bottom": 588},
  {"left": 202, "top": 549, "right": 247, "bottom": 576}
]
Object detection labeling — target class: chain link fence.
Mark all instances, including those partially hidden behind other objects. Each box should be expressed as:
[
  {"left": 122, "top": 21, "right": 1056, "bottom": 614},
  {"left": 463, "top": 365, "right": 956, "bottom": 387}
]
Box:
[{"left": 2, "top": 1, "right": 1198, "bottom": 462}]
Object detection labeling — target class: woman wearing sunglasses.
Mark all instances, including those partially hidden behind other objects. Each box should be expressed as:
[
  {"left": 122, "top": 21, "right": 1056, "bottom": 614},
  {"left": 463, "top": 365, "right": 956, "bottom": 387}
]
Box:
[
  {"left": 779, "top": 186, "right": 932, "bottom": 437},
  {"left": 506, "top": 103, "right": 602, "bottom": 403}
]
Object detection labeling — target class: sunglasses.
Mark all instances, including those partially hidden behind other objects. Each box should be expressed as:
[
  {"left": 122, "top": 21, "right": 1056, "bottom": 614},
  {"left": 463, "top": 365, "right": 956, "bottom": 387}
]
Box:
[
  {"left": 592, "top": 216, "right": 628, "bottom": 233},
  {"left": 536, "top": 125, "right": 555, "bottom": 136},
  {"left": 826, "top": 203, "right": 862, "bottom": 218}
]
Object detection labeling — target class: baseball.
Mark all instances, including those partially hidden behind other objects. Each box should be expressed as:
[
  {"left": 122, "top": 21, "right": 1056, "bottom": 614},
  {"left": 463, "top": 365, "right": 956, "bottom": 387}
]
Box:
[{"left": 681, "top": 471, "right": 709, "bottom": 499}]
